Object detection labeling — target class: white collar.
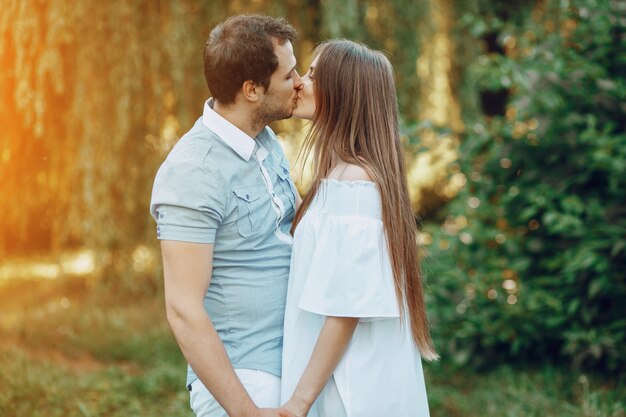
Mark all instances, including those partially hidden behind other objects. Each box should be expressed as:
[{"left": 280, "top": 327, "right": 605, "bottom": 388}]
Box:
[{"left": 202, "top": 98, "right": 256, "bottom": 161}]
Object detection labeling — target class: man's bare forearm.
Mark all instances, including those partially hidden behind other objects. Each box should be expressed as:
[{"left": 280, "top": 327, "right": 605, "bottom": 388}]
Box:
[
  {"left": 167, "top": 303, "right": 258, "bottom": 417},
  {"left": 161, "top": 240, "right": 260, "bottom": 417}
]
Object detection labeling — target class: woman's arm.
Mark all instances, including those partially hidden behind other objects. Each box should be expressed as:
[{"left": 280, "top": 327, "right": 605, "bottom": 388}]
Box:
[{"left": 282, "top": 316, "right": 359, "bottom": 417}]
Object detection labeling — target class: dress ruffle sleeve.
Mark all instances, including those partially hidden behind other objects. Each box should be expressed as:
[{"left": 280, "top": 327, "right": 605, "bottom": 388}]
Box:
[{"left": 295, "top": 212, "right": 400, "bottom": 319}]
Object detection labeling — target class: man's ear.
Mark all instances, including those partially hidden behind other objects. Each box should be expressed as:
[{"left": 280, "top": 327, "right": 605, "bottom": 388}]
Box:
[{"left": 242, "top": 80, "right": 261, "bottom": 103}]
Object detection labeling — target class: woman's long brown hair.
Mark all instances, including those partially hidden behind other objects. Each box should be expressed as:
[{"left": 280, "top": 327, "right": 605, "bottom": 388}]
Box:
[{"left": 291, "top": 40, "right": 438, "bottom": 361}]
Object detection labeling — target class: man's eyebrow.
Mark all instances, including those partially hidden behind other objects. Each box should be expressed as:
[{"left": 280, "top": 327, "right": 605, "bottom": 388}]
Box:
[{"left": 285, "top": 64, "right": 297, "bottom": 77}]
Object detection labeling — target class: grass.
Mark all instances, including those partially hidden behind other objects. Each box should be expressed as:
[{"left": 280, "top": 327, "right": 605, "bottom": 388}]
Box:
[
  {"left": 426, "top": 364, "right": 625, "bottom": 417},
  {"left": 0, "top": 276, "right": 624, "bottom": 417},
  {"left": 0, "top": 277, "right": 188, "bottom": 417}
]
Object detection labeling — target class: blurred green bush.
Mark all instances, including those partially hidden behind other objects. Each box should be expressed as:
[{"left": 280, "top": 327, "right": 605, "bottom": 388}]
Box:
[{"left": 425, "top": 0, "right": 626, "bottom": 372}]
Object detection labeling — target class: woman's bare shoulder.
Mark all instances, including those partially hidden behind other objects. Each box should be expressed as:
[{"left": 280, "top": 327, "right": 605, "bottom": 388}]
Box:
[{"left": 336, "top": 163, "right": 373, "bottom": 182}]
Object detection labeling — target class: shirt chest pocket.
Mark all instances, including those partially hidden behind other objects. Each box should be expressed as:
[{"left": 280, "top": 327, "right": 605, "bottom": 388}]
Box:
[
  {"left": 233, "top": 186, "right": 270, "bottom": 237},
  {"left": 274, "top": 162, "right": 296, "bottom": 208}
]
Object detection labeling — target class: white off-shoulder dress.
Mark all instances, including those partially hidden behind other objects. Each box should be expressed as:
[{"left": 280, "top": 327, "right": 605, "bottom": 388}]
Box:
[{"left": 281, "top": 179, "right": 430, "bottom": 417}]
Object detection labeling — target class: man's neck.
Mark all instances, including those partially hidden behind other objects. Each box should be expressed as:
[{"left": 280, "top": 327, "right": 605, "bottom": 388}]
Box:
[{"left": 212, "top": 100, "right": 264, "bottom": 139}]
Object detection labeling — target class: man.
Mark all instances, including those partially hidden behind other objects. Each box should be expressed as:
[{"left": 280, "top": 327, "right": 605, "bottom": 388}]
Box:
[{"left": 150, "top": 15, "right": 303, "bottom": 417}]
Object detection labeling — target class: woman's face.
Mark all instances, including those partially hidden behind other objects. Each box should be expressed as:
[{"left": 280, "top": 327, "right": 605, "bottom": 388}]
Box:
[{"left": 292, "top": 57, "right": 318, "bottom": 120}]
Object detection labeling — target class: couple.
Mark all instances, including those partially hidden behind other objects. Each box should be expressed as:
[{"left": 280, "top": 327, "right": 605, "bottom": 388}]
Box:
[{"left": 150, "top": 14, "right": 437, "bottom": 417}]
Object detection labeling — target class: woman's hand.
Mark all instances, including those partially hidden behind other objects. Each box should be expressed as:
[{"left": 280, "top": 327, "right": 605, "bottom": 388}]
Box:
[
  {"left": 281, "top": 396, "right": 310, "bottom": 417},
  {"left": 251, "top": 407, "right": 297, "bottom": 417}
]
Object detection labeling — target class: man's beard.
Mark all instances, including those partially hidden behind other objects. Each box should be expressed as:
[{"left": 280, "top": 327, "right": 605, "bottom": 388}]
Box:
[{"left": 254, "top": 94, "right": 294, "bottom": 127}]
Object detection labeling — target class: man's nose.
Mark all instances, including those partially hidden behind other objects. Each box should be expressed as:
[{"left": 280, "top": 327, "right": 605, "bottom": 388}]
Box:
[{"left": 293, "top": 71, "right": 304, "bottom": 90}]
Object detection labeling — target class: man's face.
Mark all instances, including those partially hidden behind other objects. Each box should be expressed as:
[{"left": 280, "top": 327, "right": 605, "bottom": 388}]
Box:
[{"left": 256, "top": 40, "right": 302, "bottom": 125}]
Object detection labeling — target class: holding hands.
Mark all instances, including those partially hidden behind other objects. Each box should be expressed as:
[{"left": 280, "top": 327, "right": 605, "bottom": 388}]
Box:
[{"left": 255, "top": 408, "right": 299, "bottom": 417}]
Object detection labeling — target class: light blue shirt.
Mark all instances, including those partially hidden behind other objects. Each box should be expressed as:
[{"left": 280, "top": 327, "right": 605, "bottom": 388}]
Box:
[{"left": 150, "top": 99, "right": 296, "bottom": 387}]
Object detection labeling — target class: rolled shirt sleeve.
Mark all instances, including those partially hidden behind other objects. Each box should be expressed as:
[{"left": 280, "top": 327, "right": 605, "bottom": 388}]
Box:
[{"left": 150, "top": 159, "right": 225, "bottom": 244}]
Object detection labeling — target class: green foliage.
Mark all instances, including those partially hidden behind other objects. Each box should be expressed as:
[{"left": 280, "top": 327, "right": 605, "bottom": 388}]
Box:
[
  {"left": 425, "top": 0, "right": 626, "bottom": 372},
  {"left": 425, "top": 363, "right": 626, "bottom": 417},
  {"left": 2, "top": 278, "right": 624, "bottom": 417},
  {"left": 0, "top": 279, "right": 188, "bottom": 416}
]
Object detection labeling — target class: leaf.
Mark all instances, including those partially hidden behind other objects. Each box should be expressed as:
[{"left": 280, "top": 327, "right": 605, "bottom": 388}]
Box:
[
  {"left": 588, "top": 278, "right": 606, "bottom": 298},
  {"left": 611, "top": 240, "right": 626, "bottom": 258}
]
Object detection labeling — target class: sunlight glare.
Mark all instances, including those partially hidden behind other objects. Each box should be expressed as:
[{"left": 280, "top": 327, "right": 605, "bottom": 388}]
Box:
[{"left": 61, "top": 250, "right": 96, "bottom": 275}]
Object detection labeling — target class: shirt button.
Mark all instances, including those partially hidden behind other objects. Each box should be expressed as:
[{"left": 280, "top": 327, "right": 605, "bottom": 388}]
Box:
[
  {"left": 283, "top": 167, "right": 288, "bottom": 174},
  {"left": 246, "top": 193, "right": 250, "bottom": 199}
]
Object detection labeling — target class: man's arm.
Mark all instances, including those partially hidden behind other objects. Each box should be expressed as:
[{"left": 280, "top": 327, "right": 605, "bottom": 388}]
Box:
[
  {"left": 282, "top": 316, "right": 359, "bottom": 416},
  {"left": 161, "top": 240, "right": 294, "bottom": 417}
]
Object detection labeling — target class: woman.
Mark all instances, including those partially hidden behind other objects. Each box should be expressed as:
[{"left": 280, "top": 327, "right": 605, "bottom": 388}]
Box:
[{"left": 280, "top": 39, "right": 438, "bottom": 417}]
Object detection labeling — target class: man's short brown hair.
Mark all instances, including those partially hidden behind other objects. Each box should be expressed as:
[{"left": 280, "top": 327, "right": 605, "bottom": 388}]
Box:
[{"left": 204, "top": 15, "right": 298, "bottom": 104}]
